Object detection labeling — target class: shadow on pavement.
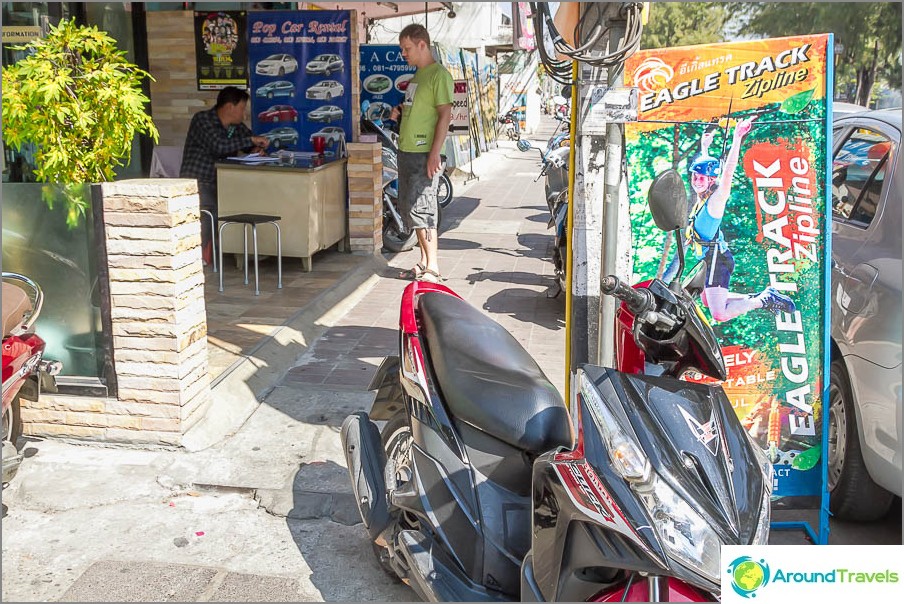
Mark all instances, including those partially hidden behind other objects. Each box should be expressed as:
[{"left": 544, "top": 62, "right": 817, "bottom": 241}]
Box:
[{"left": 481, "top": 289, "right": 565, "bottom": 331}]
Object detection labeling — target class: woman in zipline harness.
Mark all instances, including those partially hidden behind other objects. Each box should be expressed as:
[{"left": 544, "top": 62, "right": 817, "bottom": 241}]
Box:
[{"left": 666, "top": 116, "right": 796, "bottom": 322}]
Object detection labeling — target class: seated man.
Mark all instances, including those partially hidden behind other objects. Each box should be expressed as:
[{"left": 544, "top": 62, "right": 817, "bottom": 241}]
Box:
[{"left": 180, "top": 86, "right": 269, "bottom": 265}]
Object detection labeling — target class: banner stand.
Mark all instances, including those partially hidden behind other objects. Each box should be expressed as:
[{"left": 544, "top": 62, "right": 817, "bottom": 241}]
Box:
[
  {"left": 463, "top": 129, "right": 480, "bottom": 184},
  {"left": 451, "top": 78, "right": 478, "bottom": 184},
  {"left": 624, "top": 34, "right": 836, "bottom": 547}
]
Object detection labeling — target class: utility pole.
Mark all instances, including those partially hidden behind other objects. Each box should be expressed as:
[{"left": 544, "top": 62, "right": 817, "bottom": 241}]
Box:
[{"left": 569, "top": 2, "right": 635, "bottom": 372}]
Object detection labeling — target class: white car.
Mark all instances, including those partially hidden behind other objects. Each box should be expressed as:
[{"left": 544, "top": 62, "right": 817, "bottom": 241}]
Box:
[
  {"left": 305, "top": 80, "right": 345, "bottom": 100},
  {"left": 305, "top": 54, "right": 344, "bottom": 76},
  {"left": 255, "top": 54, "right": 298, "bottom": 76},
  {"left": 310, "top": 126, "right": 346, "bottom": 145},
  {"left": 307, "top": 105, "right": 345, "bottom": 123}
]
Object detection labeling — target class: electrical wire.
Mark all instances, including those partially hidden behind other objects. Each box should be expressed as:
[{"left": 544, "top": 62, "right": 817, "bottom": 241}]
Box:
[{"left": 529, "top": 2, "right": 644, "bottom": 85}]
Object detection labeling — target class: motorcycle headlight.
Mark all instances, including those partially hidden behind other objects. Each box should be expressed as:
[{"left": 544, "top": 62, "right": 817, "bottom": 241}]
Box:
[
  {"left": 578, "top": 370, "right": 721, "bottom": 584},
  {"left": 634, "top": 473, "right": 722, "bottom": 584},
  {"left": 579, "top": 371, "right": 650, "bottom": 481}
]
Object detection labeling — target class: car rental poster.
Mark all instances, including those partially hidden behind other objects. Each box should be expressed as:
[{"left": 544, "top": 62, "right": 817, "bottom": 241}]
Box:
[
  {"left": 623, "top": 35, "right": 833, "bottom": 501},
  {"left": 247, "top": 10, "right": 352, "bottom": 154},
  {"left": 359, "top": 44, "right": 415, "bottom": 124}
]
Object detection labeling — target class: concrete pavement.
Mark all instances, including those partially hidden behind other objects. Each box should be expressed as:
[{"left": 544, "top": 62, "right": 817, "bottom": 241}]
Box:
[
  {"left": 1, "top": 135, "right": 566, "bottom": 602},
  {"left": 2, "top": 127, "right": 900, "bottom": 602}
]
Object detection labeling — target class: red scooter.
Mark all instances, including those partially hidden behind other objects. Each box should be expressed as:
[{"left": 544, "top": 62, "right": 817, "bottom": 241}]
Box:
[
  {"left": 341, "top": 170, "right": 772, "bottom": 601},
  {"left": 2, "top": 273, "right": 61, "bottom": 484}
]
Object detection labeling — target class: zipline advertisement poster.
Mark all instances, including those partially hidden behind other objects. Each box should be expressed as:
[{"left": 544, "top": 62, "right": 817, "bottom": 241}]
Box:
[
  {"left": 624, "top": 35, "right": 833, "bottom": 500},
  {"left": 247, "top": 10, "right": 352, "bottom": 154}
]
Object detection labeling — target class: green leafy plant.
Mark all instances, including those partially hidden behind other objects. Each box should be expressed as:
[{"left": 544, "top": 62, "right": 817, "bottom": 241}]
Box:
[{"left": 2, "top": 18, "right": 159, "bottom": 227}]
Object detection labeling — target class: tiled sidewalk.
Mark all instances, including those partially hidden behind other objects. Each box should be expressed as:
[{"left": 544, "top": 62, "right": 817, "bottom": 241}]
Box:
[{"left": 278, "top": 137, "right": 568, "bottom": 397}]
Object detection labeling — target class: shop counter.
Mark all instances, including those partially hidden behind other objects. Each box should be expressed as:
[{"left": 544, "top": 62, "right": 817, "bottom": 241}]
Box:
[{"left": 216, "top": 157, "right": 347, "bottom": 272}]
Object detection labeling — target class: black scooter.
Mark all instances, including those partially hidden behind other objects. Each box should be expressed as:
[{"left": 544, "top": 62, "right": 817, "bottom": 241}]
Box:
[{"left": 340, "top": 172, "right": 773, "bottom": 602}]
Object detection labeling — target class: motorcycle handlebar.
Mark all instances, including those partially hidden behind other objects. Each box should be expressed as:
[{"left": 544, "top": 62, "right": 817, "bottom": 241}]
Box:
[{"left": 601, "top": 275, "right": 652, "bottom": 313}]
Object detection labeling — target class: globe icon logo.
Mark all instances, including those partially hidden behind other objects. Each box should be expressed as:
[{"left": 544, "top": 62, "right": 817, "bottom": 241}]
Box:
[{"left": 727, "top": 556, "right": 770, "bottom": 598}]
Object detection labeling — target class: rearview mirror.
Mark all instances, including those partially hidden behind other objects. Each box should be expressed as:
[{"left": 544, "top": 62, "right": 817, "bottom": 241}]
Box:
[
  {"left": 647, "top": 169, "right": 688, "bottom": 232},
  {"left": 517, "top": 139, "right": 533, "bottom": 152}
]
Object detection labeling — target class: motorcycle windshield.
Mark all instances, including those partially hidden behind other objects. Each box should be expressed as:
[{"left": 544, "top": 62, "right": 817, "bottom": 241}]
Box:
[{"left": 580, "top": 365, "right": 766, "bottom": 546}]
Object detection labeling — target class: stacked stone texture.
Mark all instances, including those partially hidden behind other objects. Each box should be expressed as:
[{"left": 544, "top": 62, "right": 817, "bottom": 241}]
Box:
[
  {"left": 346, "top": 142, "right": 383, "bottom": 254},
  {"left": 22, "top": 180, "right": 212, "bottom": 446}
]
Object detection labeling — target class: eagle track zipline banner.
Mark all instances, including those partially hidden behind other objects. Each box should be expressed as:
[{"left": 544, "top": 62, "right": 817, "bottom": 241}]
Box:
[{"left": 624, "top": 34, "right": 833, "bottom": 502}]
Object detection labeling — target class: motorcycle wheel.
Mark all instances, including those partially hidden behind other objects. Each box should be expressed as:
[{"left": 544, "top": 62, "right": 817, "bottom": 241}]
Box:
[
  {"left": 827, "top": 359, "right": 894, "bottom": 521},
  {"left": 437, "top": 174, "right": 453, "bottom": 208},
  {"left": 370, "top": 412, "right": 414, "bottom": 582},
  {"left": 382, "top": 220, "right": 417, "bottom": 253},
  {"left": 381, "top": 204, "right": 443, "bottom": 253},
  {"left": 3, "top": 394, "right": 23, "bottom": 446}
]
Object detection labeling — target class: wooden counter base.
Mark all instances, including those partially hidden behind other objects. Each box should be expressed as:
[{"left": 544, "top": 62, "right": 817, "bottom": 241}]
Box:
[{"left": 216, "top": 158, "right": 347, "bottom": 272}]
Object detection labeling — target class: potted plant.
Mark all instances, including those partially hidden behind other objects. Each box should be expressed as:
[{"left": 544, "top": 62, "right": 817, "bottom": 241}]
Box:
[{"left": 2, "top": 18, "right": 159, "bottom": 227}]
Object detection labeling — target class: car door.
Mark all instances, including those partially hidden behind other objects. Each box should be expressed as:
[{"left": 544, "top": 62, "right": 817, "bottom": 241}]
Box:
[{"left": 831, "top": 117, "right": 901, "bottom": 363}]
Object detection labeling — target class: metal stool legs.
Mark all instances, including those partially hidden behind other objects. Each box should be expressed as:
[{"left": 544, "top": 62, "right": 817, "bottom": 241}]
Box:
[
  {"left": 217, "top": 219, "right": 282, "bottom": 296},
  {"left": 199, "top": 209, "right": 217, "bottom": 273}
]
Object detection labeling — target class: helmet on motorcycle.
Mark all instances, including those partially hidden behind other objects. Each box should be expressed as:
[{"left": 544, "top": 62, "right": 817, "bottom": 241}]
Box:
[{"left": 689, "top": 156, "right": 722, "bottom": 177}]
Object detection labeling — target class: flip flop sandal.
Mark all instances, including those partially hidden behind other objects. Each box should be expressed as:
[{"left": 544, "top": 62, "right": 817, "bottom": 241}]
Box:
[
  {"left": 417, "top": 268, "right": 443, "bottom": 283},
  {"left": 398, "top": 263, "right": 426, "bottom": 280}
]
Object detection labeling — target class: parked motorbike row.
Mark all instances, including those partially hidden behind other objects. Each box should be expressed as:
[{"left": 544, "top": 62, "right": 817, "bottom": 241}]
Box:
[
  {"left": 2, "top": 273, "right": 61, "bottom": 484},
  {"left": 341, "top": 165, "right": 774, "bottom": 602},
  {"left": 517, "top": 114, "right": 572, "bottom": 296},
  {"left": 361, "top": 117, "right": 453, "bottom": 254}
]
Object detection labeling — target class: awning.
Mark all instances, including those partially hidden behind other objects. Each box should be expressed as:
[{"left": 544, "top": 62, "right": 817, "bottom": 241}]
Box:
[{"left": 308, "top": 2, "right": 453, "bottom": 22}]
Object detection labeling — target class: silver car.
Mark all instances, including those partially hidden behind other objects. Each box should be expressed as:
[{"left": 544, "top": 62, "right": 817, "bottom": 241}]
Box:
[{"left": 829, "top": 108, "right": 902, "bottom": 521}]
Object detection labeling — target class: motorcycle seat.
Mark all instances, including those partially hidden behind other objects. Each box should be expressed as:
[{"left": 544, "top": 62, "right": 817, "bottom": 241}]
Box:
[
  {"left": 417, "top": 292, "right": 573, "bottom": 456},
  {"left": 2, "top": 282, "right": 32, "bottom": 338}
]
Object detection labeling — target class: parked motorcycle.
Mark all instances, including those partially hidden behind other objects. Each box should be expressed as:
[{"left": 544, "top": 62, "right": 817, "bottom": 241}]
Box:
[
  {"left": 361, "top": 118, "right": 450, "bottom": 253},
  {"left": 2, "top": 273, "right": 62, "bottom": 484},
  {"left": 361, "top": 115, "right": 453, "bottom": 210},
  {"left": 340, "top": 172, "right": 773, "bottom": 601},
  {"left": 499, "top": 108, "right": 522, "bottom": 141},
  {"left": 517, "top": 120, "right": 571, "bottom": 295}
]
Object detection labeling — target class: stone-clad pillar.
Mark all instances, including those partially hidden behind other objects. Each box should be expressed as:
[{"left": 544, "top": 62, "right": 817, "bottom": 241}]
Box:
[
  {"left": 102, "top": 179, "right": 211, "bottom": 444},
  {"left": 20, "top": 179, "right": 212, "bottom": 447},
  {"left": 346, "top": 142, "right": 383, "bottom": 254}
]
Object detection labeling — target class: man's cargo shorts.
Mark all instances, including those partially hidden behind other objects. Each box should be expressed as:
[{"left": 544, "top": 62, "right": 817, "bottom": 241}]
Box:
[{"left": 398, "top": 151, "right": 441, "bottom": 230}]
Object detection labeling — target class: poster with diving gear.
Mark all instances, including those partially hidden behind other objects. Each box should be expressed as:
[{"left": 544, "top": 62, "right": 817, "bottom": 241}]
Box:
[{"left": 623, "top": 35, "right": 833, "bottom": 501}]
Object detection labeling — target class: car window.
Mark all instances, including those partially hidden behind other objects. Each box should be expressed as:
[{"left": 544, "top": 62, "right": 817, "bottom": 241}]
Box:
[{"left": 832, "top": 126, "right": 893, "bottom": 228}]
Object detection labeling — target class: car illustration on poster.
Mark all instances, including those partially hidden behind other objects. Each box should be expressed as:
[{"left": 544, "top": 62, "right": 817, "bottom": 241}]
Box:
[
  {"left": 363, "top": 74, "right": 393, "bottom": 94},
  {"left": 255, "top": 54, "right": 298, "bottom": 76},
  {"left": 310, "top": 126, "right": 346, "bottom": 145},
  {"left": 363, "top": 101, "right": 393, "bottom": 122},
  {"left": 255, "top": 80, "right": 295, "bottom": 99},
  {"left": 306, "top": 80, "right": 345, "bottom": 100},
  {"left": 395, "top": 73, "right": 414, "bottom": 92},
  {"left": 305, "top": 53, "right": 344, "bottom": 76},
  {"left": 258, "top": 104, "right": 298, "bottom": 123},
  {"left": 307, "top": 105, "right": 345, "bottom": 123},
  {"left": 262, "top": 126, "right": 299, "bottom": 148}
]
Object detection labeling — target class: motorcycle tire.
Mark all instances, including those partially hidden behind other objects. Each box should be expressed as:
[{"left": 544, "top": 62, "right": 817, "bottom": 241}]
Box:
[
  {"left": 3, "top": 394, "right": 23, "bottom": 445},
  {"left": 437, "top": 174, "right": 453, "bottom": 208},
  {"left": 369, "top": 411, "right": 413, "bottom": 582},
  {"left": 382, "top": 221, "right": 417, "bottom": 253},
  {"left": 827, "top": 359, "right": 895, "bottom": 521},
  {"left": 381, "top": 204, "right": 443, "bottom": 253}
]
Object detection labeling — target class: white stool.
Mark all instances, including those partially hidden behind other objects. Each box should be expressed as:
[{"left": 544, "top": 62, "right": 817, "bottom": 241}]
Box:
[{"left": 217, "top": 214, "right": 282, "bottom": 296}]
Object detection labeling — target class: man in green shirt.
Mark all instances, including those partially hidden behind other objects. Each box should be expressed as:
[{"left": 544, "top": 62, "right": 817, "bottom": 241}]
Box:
[{"left": 391, "top": 24, "right": 453, "bottom": 283}]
